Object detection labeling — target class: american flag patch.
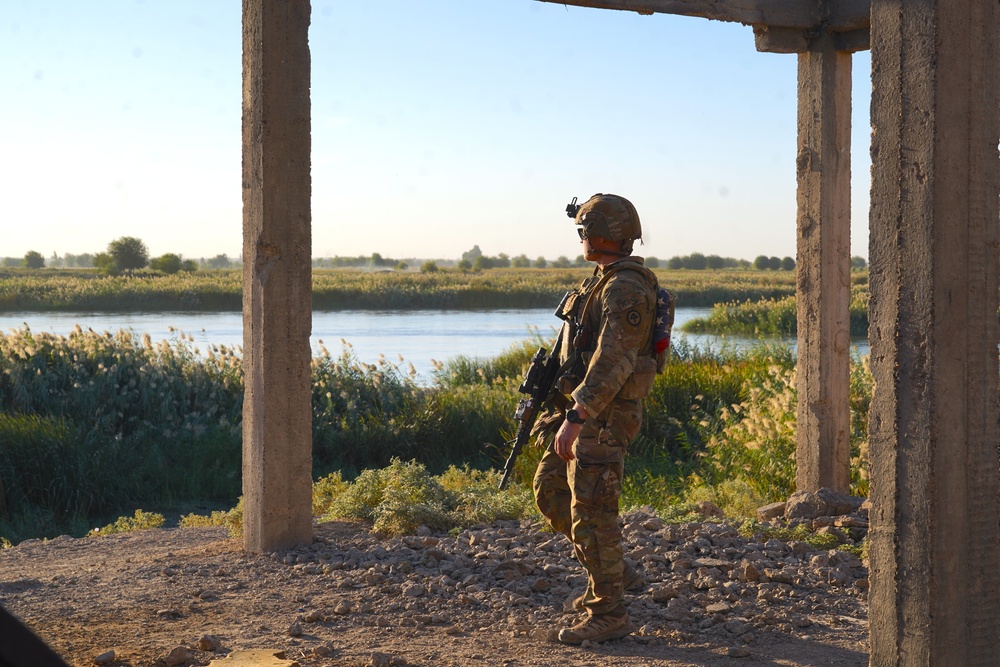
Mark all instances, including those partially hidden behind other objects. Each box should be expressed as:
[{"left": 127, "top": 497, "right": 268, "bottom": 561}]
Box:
[{"left": 653, "top": 288, "right": 675, "bottom": 352}]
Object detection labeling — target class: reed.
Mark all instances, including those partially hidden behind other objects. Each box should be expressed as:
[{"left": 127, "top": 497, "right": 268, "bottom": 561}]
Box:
[
  {"left": 682, "top": 284, "right": 870, "bottom": 337},
  {"left": 0, "top": 319, "right": 874, "bottom": 544},
  {"left": 0, "top": 268, "right": 804, "bottom": 312}
]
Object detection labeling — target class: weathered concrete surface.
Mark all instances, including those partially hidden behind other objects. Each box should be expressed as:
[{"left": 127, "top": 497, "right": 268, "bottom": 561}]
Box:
[
  {"left": 868, "top": 0, "right": 1000, "bottom": 664},
  {"left": 534, "top": 0, "right": 870, "bottom": 32},
  {"left": 794, "top": 34, "right": 852, "bottom": 494},
  {"left": 241, "top": 0, "right": 313, "bottom": 553}
]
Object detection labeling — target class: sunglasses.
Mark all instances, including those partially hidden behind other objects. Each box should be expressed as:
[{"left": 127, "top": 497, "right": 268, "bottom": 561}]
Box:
[{"left": 576, "top": 227, "right": 589, "bottom": 240}]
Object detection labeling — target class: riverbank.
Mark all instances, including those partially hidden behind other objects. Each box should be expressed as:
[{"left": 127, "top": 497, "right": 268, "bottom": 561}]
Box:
[
  {"left": 0, "top": 320, "right": 873, "bottom": 545},
  {"left": 0, "top": 268, "right": 799, "bottom": 312}
]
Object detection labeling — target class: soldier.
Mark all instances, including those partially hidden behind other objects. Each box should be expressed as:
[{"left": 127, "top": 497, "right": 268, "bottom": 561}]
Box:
[{"left": 533, "top": 193, "right": 661, "bottom": 644}]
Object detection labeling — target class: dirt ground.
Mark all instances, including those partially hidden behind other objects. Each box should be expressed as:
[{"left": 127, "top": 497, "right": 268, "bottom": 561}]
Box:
[{"left": 0, "top": 519, "right": 869, "bottom": 667}]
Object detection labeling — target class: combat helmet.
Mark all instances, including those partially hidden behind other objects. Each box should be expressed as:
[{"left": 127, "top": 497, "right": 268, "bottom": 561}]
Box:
[{"left": 566, "top": 193, "right": 642, "bottom": 248}]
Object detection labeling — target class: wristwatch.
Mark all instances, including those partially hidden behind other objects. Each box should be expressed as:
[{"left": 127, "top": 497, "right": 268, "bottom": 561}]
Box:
[{"left": 565, "top": 408, "right": 587, "bottom": 425}]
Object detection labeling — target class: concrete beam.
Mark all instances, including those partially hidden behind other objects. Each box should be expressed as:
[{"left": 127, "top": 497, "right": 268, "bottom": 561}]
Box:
[
  {"left": 794, "top": 33, "right": 852, "bottom": 494},
  {"left": 241, "top": 0, "right": 314, "bottom": 553},
  {"left": 753, "top": 25, "right": 871, "bottom": 54},
  {"left": 868, "top": 0, "right": 1000, "bottom": 663},
  {"left": 534, "top": 0, "right": 870, "bottom": 31}
]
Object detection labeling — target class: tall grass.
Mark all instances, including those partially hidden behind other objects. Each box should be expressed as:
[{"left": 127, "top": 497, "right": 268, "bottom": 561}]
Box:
[
  {"left": 0, "top": 268, "right": 803, "bottom": 312},
  {"left": 682, "top": 284, "right": 870, "bottom": 337},
  {"left": 687, "top": 353, "right": 873, "bottom": 516},
  {"left": 1, "top": 320, "right": 876, "bottom": 544}
]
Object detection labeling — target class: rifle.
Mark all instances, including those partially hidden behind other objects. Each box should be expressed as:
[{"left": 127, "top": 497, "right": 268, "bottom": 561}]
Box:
[{"left": 497, "top": 328, "right": 564, "bottom": 490}]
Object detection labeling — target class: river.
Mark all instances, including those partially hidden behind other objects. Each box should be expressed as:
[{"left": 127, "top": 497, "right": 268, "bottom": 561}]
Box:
[{"left": 0, "top": 309, "right": 867, "bottom": 382}]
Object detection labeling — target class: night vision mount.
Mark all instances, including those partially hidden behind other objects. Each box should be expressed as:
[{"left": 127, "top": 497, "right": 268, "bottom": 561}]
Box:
[{"left": 565, "top": 196, "right": 580, "bottom": 219}]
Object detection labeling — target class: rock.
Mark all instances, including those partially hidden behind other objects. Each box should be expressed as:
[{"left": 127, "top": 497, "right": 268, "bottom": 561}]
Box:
[
  {"left": 197, "top": 635, "right": 222, "bottom": 651},
  {"left": 664, "top": 597, "right": 690, "bottom": 621},
  {"left": 530, "top": 578, "right": 550, "bottom": 592},
  {"left": 93, "top": 650, "right": 115, "bottom": 665},
  {"left": 287, "top": 621, "right": 303, "bottom": 637},
  {"left": 706, "top": 602, "right": 732, "bottom": 614},
  {"left": 834, "top": 514, "right": 869, "bottom": 529},
  {"left": 696, "top": 501, "right": 725, "bottom": 519},
  {"left": 763, "top": 538, "right": 786, "bottom": 553},
  {"left": 727, "top": 646, "right": 752, "bottom": 657},
  {"left": 162, "top": 646, "right": 192, "bottom": 667},
  {"left": 313, "top": 643, "right": 336, "bottom": 657},
  {"left": 369, "top": 652, "right": 392, "bottom": 667},
  {"left": 816, "top": 526, "right": 849, "bottom": 543},
  {"left": 735, "top": 561, "right": 761, "bottom": 583},
  {"left": 651, "top": 584, "right": 682, "bottom": 602},
  {"left": 401, "top": 583, "right": 423, "bottom": 598},
  {"left": 756, "top": 502, "right": 786, "bottom": 522},
  {"left": 640, "top": 516, "right": 665, "bottom": 531},
  {"left": 725, "top": 620, "right": 752, "bottom": 636},
  {"left": 785, "top": 488, "right": 864, "bottom": 520},
  {"left": 804, "top": 555, "right": 828, "bottom": 572}
]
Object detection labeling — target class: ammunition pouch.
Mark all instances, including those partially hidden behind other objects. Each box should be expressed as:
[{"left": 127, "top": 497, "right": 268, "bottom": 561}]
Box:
[
  {"left": 617, "top": 355, "right": 658, "bottom": 400},
  {"left": 555, "top": 349, "right": 590, "bottom": 396}
]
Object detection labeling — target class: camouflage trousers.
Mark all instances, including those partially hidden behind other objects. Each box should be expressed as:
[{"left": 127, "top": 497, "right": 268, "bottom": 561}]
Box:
[{"left": 532, "top": 398, "right": 642, "bottom": 616}]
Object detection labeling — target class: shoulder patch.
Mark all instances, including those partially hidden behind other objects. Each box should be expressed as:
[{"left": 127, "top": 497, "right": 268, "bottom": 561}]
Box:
[
  {"left": 616, "top": 294, "right": 641, "bottom": 310},
  {"left": 627, "top": 309, "right": 642, "bottom": 326}
]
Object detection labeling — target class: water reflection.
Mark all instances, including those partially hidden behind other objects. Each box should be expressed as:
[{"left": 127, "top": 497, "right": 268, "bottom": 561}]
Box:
[{"left": 0, "top": 309, "right": 868, "bottom": 382}]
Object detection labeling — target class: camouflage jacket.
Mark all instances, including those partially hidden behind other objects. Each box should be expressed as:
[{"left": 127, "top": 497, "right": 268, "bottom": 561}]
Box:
[{"left": 555, "top": 257, "right": 659, "bottom": 417}]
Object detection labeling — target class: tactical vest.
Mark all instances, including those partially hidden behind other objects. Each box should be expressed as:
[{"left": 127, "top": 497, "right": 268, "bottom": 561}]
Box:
[{"left": 554, "top": 259, "right": 674, "bottom": 402}]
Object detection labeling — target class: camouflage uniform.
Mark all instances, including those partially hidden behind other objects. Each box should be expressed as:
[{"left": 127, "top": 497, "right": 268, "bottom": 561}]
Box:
[{"left": 533, "top": 256, "right": 658, "bottom": 617}]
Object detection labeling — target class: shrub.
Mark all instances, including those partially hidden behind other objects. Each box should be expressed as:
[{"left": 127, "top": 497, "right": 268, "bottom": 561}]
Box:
[
  {"left": 692, "top": 364, "right": 798, "bottom": 509},
  {"left": 321, "top": 459, "right": 536, "bottom": 536},
  {"left": 325, "top": 459, "right": 454, "bottom": 535},
  {"left": 90, "top": 509, "right": 165, "bottom": 537},
  {"left": 151, "top": 253, "right": 183, "bottom": 274}
]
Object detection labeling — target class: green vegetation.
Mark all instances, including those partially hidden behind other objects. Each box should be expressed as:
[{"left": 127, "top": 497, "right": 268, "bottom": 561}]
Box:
[
  {"left": 90, "top": 509, "right": 166, "bottom": 536},
  {"left": 0, "top": 268, "right": 798, "bottom": 312},
  {"left": 683, "top": 283, "right": 870, "bottom": 337},
  {"left": 0, "top": 318, "right": 874, "bottom": 544},
  {"left": 669, "top": 253, "right": 753, "bottom": 270},
  {"left": 23, "top": 251, "right": 45, "bottom": 270}
]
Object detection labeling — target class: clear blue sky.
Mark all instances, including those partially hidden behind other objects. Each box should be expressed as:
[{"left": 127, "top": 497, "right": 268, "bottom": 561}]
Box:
[{"left": 1, "top": 0, "right": 872, "bottom": 263}]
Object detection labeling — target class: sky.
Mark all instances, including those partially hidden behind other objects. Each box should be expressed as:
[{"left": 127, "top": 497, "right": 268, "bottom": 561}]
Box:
[{"left": 1, "top": 0, "right": 873, "bottom": 263}]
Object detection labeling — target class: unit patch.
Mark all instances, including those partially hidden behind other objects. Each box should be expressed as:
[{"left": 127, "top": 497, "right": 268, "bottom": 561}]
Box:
[
  {"left": 627, "top": 309, "right": 642, "bottom": 326},
  {"left": 616, "top": 294, "right": 641, "bottom": 310}
]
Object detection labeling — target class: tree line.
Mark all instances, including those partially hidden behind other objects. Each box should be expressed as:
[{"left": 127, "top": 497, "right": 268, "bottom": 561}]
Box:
[
  {"left": 8, "top": 241, "right": 870, "bottom": 274},
  {"left": 7, "top": 239, "right": 237, "bottom": 274}
]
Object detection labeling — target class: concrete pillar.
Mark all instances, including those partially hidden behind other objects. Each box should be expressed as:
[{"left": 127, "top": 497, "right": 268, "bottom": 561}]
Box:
[
  {"left": 241, "top": 0, "right": 313, "bottom": 553},
  {"left": 868, "top": 0, "right": 1000, "bottom": 664},
  {"left": 794, "top": 33, "right": 852, "bottom": 493}
]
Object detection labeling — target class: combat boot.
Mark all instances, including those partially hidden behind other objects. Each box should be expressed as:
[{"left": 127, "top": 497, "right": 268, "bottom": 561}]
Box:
[
  {"left": 563, "top": 561, "right": 646, "bottom": 612},
  {"left": 557, "top": 609, "right": 631, "bottom": 644}
]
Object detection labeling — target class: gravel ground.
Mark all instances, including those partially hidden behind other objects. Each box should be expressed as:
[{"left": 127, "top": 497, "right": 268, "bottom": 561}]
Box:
[{"left": 0, "top": 508, "right": 869, "bottom": 667}]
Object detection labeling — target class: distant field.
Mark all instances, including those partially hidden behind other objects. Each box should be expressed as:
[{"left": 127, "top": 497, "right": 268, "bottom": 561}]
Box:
[{"left": 0, "top": 267, "right": 800, "bottom": 312}]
